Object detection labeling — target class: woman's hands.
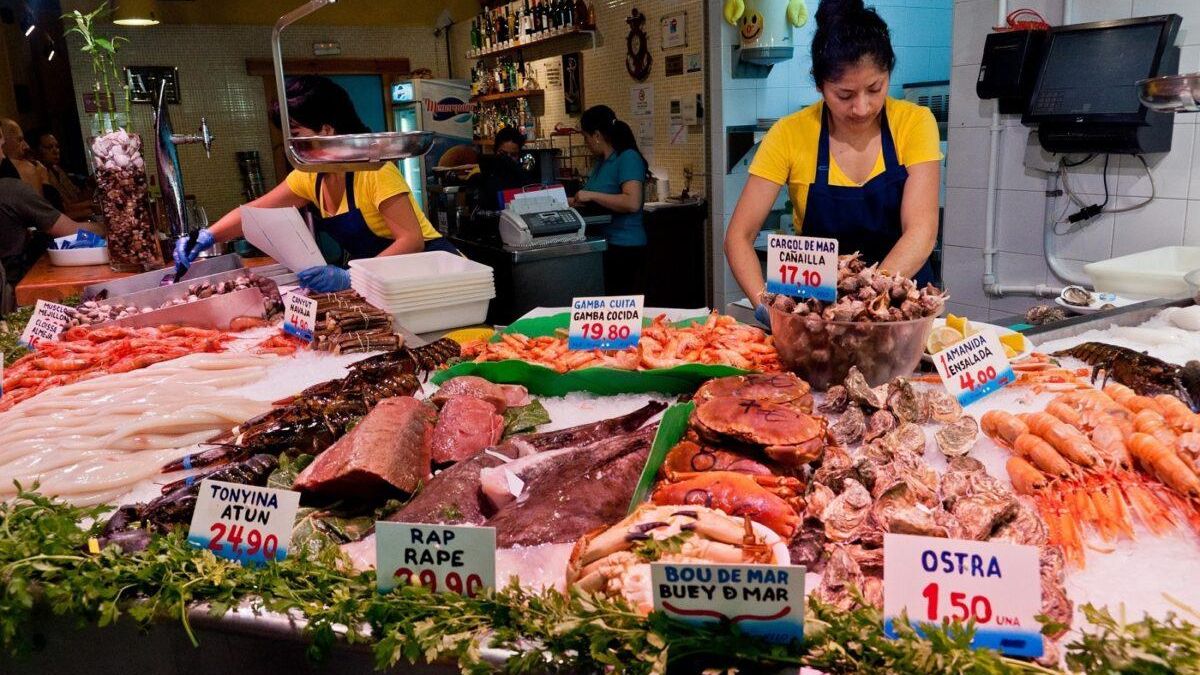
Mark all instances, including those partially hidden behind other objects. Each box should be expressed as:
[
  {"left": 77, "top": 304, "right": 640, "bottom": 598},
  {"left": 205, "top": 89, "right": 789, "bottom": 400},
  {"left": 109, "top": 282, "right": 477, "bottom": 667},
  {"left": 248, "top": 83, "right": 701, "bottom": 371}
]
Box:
[
  {"left": 173, "top": 228, "right": 215, "bottom": 270},
  {"left": 298, "top": 265, "right": 351, "bottom": 292}
]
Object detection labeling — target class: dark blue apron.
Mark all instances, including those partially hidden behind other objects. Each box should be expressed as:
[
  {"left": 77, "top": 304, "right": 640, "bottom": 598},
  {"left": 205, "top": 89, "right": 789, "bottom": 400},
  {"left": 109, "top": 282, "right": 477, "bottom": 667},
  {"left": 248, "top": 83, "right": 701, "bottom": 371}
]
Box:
[
  {"left": 802, "top": 106, "right": 934, "bottom": 286},
  {"left": 314, "top": 172, "right": 459, "bottom": 261}
]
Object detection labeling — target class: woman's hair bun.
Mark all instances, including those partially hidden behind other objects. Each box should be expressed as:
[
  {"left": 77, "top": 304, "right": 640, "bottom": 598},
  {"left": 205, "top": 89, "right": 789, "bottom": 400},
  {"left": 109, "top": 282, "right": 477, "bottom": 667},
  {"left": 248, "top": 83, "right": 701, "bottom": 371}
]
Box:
[{"left": 815, "top": 0, "right": 868, "bottom": 26}]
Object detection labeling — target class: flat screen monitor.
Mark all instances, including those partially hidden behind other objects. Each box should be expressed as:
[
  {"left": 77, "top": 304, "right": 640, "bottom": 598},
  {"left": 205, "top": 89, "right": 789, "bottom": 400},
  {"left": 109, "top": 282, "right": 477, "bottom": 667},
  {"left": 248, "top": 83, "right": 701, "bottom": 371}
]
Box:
[{"left": 1024, "top": 15, "right": 1179, "bottom": 125}]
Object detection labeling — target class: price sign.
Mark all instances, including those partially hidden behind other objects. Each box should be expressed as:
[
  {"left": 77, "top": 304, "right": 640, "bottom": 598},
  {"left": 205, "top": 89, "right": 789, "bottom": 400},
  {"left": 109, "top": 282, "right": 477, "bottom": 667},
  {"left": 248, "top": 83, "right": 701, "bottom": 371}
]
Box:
[
  {"left": 375, "top": 522, "right": 496, "bottom": 595},
  {"left": 567, "top": 295, "right": 644, "bottom": 351},
  {"left": 19, "top": 300, "right": 72, "bottom": 348},
  {"left": 651, "top": 563, "right": 805, "bottom": 644},
  {"left": 883, "top": 534, "right": 1043, "bottom": 658},
  {"left": 186, "top": 480, "right": 300, "bottom": 565},
  {"left": 932, "top": 331, "right": 1014, "bottom": 407},
  {"left": 282, "top": 292, "right": 319, "bottom": 342},
  {"left": 766, "top": 234, "right": 838, "bottom": 302}
]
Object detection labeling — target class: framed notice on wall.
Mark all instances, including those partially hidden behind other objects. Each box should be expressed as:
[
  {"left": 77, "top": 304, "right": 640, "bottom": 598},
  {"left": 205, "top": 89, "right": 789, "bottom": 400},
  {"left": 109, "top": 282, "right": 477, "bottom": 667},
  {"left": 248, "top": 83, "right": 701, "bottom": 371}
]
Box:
[
  {"left": 563, "top": 53, "right": 584, "bottom": 115},
  {"left": 660, "top": 11, "right": 687, "bottom": 50},
  {"left": 126, "top": 66, "right": 180, "bottom": 104}
]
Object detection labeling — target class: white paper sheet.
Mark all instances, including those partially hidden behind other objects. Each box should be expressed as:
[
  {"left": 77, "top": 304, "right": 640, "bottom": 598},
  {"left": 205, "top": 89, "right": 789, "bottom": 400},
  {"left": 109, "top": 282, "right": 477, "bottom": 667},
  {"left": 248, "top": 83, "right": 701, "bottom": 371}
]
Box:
[{"left": 239, "top": 206, "right": 325, "bottom": 273}]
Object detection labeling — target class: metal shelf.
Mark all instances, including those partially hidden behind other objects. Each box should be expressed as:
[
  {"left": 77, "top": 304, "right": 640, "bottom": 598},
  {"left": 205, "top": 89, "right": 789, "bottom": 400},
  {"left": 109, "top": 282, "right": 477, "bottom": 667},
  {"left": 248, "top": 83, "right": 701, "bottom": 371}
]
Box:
[
  {"left": 467, "top": 27, "right": 595, "bottom": 60},
  {"left": 471, "top": 89, "right": 544, "bottom": 105}
]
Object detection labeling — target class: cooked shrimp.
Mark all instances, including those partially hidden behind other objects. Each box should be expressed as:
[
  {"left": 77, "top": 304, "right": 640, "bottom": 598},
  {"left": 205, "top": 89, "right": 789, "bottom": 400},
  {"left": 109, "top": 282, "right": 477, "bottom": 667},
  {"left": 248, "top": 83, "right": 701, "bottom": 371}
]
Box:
[
  {"left": 1020, "top": 411, "right": 1101, "bottom": 468},
  {"left": 1134, "top": 410, "right": 1179, "bottom": 448},
  {"left": 980, "top": 410, "right": 1028, "bottom": 448},
  {"left": 1128, "top": 433, "right": 1200, "bottom": 499},
  {"left": 1006, "top": 456, "right": 1048, "bottom": 494},
  {"left": 1089, "top": 422, "right": 1133, "bottom": 469},
  {"left": 1013, "top": 433, "right": 1075, "bottom": 478}
]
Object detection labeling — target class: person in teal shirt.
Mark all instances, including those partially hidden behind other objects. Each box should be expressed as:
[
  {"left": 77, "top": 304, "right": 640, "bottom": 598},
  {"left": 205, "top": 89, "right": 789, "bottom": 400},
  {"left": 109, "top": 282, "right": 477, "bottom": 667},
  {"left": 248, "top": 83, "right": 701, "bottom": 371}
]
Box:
[{"left": 571, "top": 105, "right": 648, "bottom": 295}]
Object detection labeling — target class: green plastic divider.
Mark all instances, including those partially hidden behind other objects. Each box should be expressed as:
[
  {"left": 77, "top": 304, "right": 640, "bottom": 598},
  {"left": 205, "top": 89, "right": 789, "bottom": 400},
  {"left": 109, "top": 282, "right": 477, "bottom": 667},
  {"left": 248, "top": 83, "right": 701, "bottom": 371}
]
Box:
[{"left": 627, "top": 402, "right": 694, "bottom": 514}]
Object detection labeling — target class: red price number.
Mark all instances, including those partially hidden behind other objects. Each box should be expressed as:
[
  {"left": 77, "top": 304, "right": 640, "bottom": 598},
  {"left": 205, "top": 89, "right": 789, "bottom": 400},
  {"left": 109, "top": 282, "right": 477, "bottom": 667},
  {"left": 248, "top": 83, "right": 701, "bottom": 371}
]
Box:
[
  {"left": 921, "top": 582, "right": 993, "bottom": 624},
  {"left": 957, "top": 365, "right": 998, "bottom": 392},
  {"left": 394, "top": 568, "right": 485, "bottom": 597},
  {"left": 579, "top": 323, "right": 632, "bottom": 341},
  {"left": 777, "top": 265, "right": 822, "bottom": 288},
  {"left": 209, "top": 523, "right": 279, "bottom": 559}
]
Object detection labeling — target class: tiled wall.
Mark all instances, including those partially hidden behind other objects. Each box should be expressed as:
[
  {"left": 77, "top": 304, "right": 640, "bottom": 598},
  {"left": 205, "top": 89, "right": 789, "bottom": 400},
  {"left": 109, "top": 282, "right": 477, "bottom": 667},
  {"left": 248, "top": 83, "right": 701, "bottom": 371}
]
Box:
[
  {"left": 943, "top": 0, "right": 1200, "bottom": 322},
  {"left": 452, "top": 0, "right": 708, "bottom": 195},
  {"left": 62, "top": 1, "right": 451, "bottom": 219},
  {"left": 711, "top": 0, "right": 954, "bottom": 309}
]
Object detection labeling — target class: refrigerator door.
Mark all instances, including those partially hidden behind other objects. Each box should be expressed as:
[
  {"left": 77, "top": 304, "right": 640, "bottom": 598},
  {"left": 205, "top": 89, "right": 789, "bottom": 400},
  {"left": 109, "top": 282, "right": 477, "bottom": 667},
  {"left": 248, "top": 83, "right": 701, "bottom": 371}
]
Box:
[{"left": 393, "top": 105, "right": 425, "bottom": 210}]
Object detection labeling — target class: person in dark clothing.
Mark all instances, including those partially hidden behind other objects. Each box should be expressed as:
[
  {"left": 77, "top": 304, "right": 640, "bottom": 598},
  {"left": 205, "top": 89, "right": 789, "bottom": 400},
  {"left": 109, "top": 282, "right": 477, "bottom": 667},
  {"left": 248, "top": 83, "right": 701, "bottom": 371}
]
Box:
[
  {"left": 469, "top": 126, "right": 534, "bottom": 212},
  {"left": 0, "top": 178, "right": 90, "bottom": 283}
]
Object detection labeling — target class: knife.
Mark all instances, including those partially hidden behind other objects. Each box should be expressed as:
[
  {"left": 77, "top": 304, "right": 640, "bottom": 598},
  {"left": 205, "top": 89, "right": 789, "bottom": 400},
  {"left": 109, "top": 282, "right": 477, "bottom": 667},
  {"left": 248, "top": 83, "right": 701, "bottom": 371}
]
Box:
[{"left": 172, "top": 230, "right": 200, "bottom": 283}]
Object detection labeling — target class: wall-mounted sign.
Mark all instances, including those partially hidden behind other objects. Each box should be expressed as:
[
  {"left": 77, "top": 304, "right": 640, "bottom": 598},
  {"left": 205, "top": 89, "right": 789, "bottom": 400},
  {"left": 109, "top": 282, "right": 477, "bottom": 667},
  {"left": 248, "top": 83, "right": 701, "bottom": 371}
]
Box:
[
  {"left": 563, "top": 52, "right": 584, "bottom": 115},
  {"left": 665, "top": 54, "right": 684, "bottom": 77},
  {"left": 660, "top": 11, "right": 687, "bottom": 50},
  {"left": 126, "top": 66, "right": 180, "bottom": 104}
]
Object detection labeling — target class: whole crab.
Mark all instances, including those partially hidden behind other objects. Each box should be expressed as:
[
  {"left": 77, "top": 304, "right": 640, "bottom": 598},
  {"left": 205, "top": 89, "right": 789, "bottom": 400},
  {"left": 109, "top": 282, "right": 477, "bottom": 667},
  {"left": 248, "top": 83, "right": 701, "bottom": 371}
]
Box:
[
  {"left": 693, "top": 372, "right": 813, "bottom": 411},
  {"left": 691, "top": 396, "right": 826, "bottom": 467},
  {"left": 652, "top": 470, "right": 805, "bottom": 539}
]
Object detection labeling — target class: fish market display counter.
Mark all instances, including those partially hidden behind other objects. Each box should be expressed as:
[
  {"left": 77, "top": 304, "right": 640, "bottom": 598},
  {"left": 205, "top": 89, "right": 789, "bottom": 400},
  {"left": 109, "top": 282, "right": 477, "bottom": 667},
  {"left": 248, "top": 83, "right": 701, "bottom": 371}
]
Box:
[{"left": 6, "top": 262, "right": 1200, "bottom": 675}]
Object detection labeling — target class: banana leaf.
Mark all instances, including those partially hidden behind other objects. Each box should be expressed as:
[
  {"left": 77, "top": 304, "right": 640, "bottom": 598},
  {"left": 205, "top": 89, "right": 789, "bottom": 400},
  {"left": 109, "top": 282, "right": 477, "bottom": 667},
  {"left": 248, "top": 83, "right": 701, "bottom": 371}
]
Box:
[{"left": 627, "top": 402, "right": 694, "bottom": 513}]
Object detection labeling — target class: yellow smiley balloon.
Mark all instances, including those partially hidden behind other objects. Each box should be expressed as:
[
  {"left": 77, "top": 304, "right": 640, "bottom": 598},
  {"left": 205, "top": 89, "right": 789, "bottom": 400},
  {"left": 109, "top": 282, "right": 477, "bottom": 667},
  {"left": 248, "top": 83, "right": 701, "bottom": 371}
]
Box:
[
  {"left": 724, "top": 0, "right": 746, "bottom": 26},
  {"left": 787, "top": 0, "right": 809, "bottom": 27}
]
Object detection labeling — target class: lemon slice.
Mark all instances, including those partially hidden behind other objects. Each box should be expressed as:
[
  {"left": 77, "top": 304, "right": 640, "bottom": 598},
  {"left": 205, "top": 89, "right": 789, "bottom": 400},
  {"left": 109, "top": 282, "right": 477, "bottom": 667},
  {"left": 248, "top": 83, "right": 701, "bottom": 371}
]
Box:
[
  {"left": 1003, "top": 344, "right": 1018, "bottom": 359},
  {"left": 443, "top": 327, "right": 495, "bottom": 345},
  {"left": 945, "top": 313, "right": 967, "bottom": 334},
  {"left": 999, "top": 332, "right": 1025, "bottom": 356},
  {"left": 926, "top": 325, "right": 965, "bottom": 354}
]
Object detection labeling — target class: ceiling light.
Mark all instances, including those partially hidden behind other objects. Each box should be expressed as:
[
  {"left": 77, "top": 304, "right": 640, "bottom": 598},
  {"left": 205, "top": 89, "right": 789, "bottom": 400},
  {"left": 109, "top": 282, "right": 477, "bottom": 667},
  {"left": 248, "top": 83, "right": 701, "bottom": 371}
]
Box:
[
  {"left": 47, "top": 49, "right": 55, "bottom": 61},
  {"left": 113, "top": 0, "right": 160, "bottom": 26},
  {"left": 23, "top": 23, "right": 35, "bottom": 37}
]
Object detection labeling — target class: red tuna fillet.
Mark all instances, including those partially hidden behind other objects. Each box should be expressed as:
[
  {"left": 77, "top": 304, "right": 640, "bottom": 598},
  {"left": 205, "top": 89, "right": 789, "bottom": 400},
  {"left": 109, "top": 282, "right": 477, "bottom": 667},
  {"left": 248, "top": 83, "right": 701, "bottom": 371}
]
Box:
[
  {"left": 431, "top": 395, "right": 505, "bottom": 464},
  {"left": 293, "top": 397, "right": 435, "bottom": 497}
]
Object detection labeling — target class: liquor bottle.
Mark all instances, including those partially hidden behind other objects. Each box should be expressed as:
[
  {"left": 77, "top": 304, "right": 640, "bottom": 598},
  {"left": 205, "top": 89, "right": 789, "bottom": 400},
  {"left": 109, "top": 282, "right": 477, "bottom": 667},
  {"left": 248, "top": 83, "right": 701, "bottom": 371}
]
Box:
[
  {"left": 484, "top": 12, "right": 493, "bottom": 49},
  {"left": 498, "top": 9, "right": 508, "bottom": 45},
  {"left": 507, "top": 5, "right": 516, "bottom": 45},
  {"left": 532, "top": 0, "right": 542, "bottom": 34},
  {"left": 563, "top": 0, "right": 573, "bottom": 29},
  {"left": 516, "top": 50, "right": 527, "bottom": 90},
  {"left": 573, "top": 0, "right": 588, "bottom": 27},
  {"left": 523, "top": 0, "right": 533, "bottom": 35},
  {"left": 553, "top": 0, "right": 564, "bottom": 29},
  {"left": 586, "top": 1, "right": 596, "bottom": 29}
]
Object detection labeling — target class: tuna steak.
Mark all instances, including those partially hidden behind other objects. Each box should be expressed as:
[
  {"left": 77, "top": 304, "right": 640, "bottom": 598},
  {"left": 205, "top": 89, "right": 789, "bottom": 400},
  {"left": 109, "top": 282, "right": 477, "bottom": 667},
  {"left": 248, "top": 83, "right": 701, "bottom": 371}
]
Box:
[
  {"left": 486, "top": 427, "right": 656, "bottom": 547},
  {"left": 431, "top": 395, "right": 505, "bottom": 464},
  {"left": 293, "top": 397, "right": 435, "bottom": 498},
  {"left": 432, "top": 376, "right": 514, "bottom": 413}
]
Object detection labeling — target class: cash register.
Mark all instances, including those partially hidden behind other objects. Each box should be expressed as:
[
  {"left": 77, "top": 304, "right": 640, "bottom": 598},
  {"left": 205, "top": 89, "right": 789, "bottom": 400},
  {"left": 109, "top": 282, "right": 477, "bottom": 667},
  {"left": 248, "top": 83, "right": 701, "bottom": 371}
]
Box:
[{"left": 497, "top": 185, "right": 587, "bottom": 249}]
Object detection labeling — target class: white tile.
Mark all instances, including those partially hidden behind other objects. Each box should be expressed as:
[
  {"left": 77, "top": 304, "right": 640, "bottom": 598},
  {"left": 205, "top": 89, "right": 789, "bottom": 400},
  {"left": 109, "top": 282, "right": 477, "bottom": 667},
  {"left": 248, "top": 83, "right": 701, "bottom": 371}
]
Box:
[
  {"left": 948, "top": 64, "right": 992, "bottom": 129},
  {"left": 756, "top": 87, "right": 790, "bottom": 121},
  {"left": 1117, "top": 123, "right": 1194, "bottom": 199},
  {"left": 952, "top": 0, "right": 996, "bottom": 66},
  {"left": 1190, "top": 130, "right": 1200, "bottom": 199},
  {"left": 945, "top": 301, "right": 990, "bottom": 321},
  {"left": 1133, "top": 1, "right": 1200, "bottom": 44},
  {"left": 1180, "top": 46, "right": 1200, "bottom": 125},
  {"left": 997, "top": 128, "right": 1051, "bottom": 192},
  {"left": 1018, "top": 0, "right": 1064, "bottom": 25},
  {"left": 1111, "top": 197, "right": 1188, "bottom": 256},
  {"left": 993, "top": 252, "right": 1050, "bottom": 309},
  {"left": 946, "top": 126, "right": 992, "bottom": 188},
  {"left": 996, "top": 188, "right": 1048, "bottom": 255},
  {"left": 1071, "top": 0, "right": 1133, "bottom": 23},
  {"left": 1058, "top": 155, "right": 1111, "bottom": 197},
  {"left": 943, "top": 187, "right": 988, "bottom": 247},
  {"left": 1184, "top": 200, "right": 1200, "bottom": 245},
  {"left": 1050, "top": 208, "right": 1116, "bottom": 262},
  {"left": 789, "top": 85, "right": 820, "bottom": 112},
  {"left": 725, "top": 92, "right": 759, "bottom": 127},
  {"left": 724, "top": 172, "right": 749, "bottom": 203},
  {"left": 941, "top": 244, "right": 991, "bottom": 306}
]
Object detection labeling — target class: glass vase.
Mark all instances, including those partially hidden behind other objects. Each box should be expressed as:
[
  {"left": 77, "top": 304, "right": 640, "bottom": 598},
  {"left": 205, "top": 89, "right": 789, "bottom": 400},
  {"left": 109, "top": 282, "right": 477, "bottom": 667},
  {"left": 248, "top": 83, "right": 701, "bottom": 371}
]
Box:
[{"left": 91, "top": 130, "right": 163, "bottom": 272}]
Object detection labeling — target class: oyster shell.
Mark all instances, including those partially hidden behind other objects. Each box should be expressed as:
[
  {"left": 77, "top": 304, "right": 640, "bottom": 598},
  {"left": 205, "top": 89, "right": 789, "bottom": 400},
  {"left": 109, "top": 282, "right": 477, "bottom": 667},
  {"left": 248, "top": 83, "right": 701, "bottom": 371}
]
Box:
[
  {"left": 935, "top": 415, "right": 979, "bottom": 458},
  {"left": 990, "top": 502, "right": 1048, "bottom": 547},
  {"left": 880, "top": 422, "right": 927, "bottom": 457},
  {"left": 812, "top": 444, "right": 854, "bottom": 490},
  {"left": 816, "top": 545, "right": 864, "bottom": 612},
  {"left": 1060, "top": 285, "right": 1092, "bottom": 307},
  {"left": 817, "top": 384, "right": 850, "bottom": 414},
  {"left": 1025, "top": 304, "right": 1067, "bottom": 326},
  {"left": 951, "top": 490, "right": 1018, "bottom": 540},
  {"left": 873, "top": 481, "right": 950, "bottom": 537},
  {"left": 821, "top": 478, "right": 872, "bottom": 542},
  {"left": 828, "top": 404, "right": 866, "bottom": 446},
  {"left": 926, "top": 389, "right": 963, "bottom": 423},
  {"left": 845, "top": 366, "right": 887, "bottom": 409},
  {"left": 863, "top": 409, "right": 898, "bottom": 443},
  {"left": 887, "top": 378, "right": 926, "bottom": 423}
]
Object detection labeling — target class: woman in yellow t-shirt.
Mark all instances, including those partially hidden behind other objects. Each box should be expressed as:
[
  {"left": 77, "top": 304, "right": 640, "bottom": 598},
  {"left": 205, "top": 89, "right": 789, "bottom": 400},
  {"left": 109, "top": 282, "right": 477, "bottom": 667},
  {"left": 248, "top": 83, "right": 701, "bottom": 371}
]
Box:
[
  {"left": 175, "top": 76, "right": 456, "bottom": 292},
  {"left": 725, "top": 0, "right": 942, "bottom": 320}
]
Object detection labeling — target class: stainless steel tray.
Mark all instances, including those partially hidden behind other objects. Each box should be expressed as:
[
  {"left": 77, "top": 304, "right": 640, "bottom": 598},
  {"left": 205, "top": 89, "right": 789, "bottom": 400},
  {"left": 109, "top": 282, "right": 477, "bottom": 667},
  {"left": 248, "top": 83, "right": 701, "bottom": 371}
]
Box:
[
  {"left": 96, "top": 267, "right": 280, "bottom": 331},
  {"left": 1138, "top": 72, "right": 1200, "bottom": 113},
  {"left": 1024, "top": 296, "right": 1195, "bottom": 344},
  {"left": 82, "top": 254, "right": 245, "bottom": 301}
]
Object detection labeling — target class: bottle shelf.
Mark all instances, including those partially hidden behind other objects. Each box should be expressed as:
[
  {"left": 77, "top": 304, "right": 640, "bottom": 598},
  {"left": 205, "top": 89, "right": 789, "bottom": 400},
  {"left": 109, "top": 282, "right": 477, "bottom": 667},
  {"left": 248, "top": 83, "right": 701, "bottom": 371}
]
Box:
[
  {"left": 467, "top": 26, "right": 595, "bottom": 60},
  {"left": 471, "top": 89, "right": 545, "bottom": 105}
]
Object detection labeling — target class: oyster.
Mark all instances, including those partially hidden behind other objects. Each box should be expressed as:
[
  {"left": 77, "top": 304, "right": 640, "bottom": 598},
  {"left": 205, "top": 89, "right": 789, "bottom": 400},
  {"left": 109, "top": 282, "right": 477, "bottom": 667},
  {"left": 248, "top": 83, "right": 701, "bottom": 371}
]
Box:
[
  {"left": 805, "top": 482, "right": 836, "bottom": 522},
  {"left": 1060, "top": 285, "right": 1092, "bottom": 307},
  {"left": 887, "top": 378, "right": 925, "bottom": 423},
  {"left": 828, "top": 404, "right": 866, "bottom": 446},
  {"left": 812, "top": 444, "right": 854, "bottom": 490},
  {"left": 821, "top": 478, "right": 872, "bottom": 542},
  {"left": 845, "top": 366, "right": 887, "bottom": 409},
  {"left": 816, "top": 545, "right": 864, "bottom": 612},
  {"left": 935, "top": 415, "right": 979, "bottom": 458},
  {"left": 694, "top": 373, "right": 813, "bottom": 411},
  {"left": 788, "top": 527, "right": 827, "bottom": 571},
  {"left": 926, "top": 389, "right": 963, "bottom": 423},
  {"left": 873, "top": 481, "right": 950, "bottom": 537},
  {"left": 691, "top": 397, "right": 826, "bottom": 467},
  {"left": 1040, "top": 547, "right": 1073, "bottom": 639},
  {"left": 951, "top": 490, "right": 1017, "bottom": 540},
  {"left": 817, "top": 384, "right": 850, "bottom": 414},
  {"left": 990, "top": 501, "right": 1048, "bottom": 546},
  {"left": 880, "top": 422, "right": 927, "bottom": 457},
  {"left": 1025, "top": 304, "right": 1067, "bottom": 326},
  {"left": 863, "top": 409, "right": 897, "bottom": 443}
]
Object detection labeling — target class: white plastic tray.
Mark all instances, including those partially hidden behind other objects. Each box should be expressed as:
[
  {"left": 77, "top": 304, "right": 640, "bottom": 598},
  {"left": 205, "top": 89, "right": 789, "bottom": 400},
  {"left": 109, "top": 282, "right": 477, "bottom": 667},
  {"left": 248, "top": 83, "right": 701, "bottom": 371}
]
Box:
[
  {"left": 389, "top": 297, "right": 492, "bottom": 333},
  {"left": 360, "top": 287, "right": 496, "bottom": 313},
  {"left": 351, "top": 278, "right": 495, "bottom": 301},
  {"left": 348, "top": 252, "right": 494, "bottom": 292},
  {"left": 48, "top": 237, "right": 109, "bottom": 266},
  {"left": 1085, "top": 246, "right": 1200, "bottom": 300}
]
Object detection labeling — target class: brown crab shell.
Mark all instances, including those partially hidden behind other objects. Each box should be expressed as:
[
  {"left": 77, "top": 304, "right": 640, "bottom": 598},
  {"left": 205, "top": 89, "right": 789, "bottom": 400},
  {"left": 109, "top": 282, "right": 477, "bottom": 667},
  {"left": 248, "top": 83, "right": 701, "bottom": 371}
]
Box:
[
  {"left": 693, "top": 373, "right": 814, "bottom": 411},
  {"left": 691, "top": 397, "right": 827, "bottom": 467}
]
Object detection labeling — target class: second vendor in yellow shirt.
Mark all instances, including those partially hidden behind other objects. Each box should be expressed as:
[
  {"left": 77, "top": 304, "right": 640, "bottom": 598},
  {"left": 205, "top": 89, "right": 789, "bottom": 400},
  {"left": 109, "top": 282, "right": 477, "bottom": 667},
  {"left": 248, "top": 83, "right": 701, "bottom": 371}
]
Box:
[
  {"left": 176, "top": 75, "right": 457, "bottom": 292},
  {"left": 725, "top": 0, "right": 943, "bottom": 318}
]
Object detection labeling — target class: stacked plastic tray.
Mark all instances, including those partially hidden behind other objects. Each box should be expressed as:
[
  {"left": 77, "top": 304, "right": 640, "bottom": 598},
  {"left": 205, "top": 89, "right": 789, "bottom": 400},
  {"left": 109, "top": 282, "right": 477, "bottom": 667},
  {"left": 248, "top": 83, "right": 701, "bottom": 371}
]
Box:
[{"left": 349, "top": 252, "right": 495, "bottom": 333}]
